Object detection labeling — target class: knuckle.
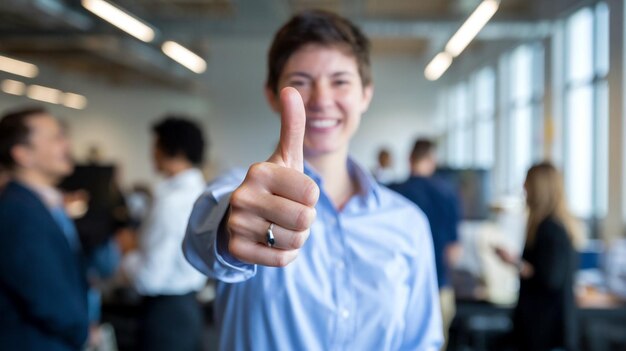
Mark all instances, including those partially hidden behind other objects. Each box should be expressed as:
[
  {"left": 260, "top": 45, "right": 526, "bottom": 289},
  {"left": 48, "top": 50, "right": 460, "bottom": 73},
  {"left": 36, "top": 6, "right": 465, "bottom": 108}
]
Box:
[
  {"left": 248, "top": 162, "right": 272, "bottom": 182},
  {"left": 273, "top": 251, "right": 295, "bottom": 267},
  {"left": 227, "top": 213, "right": 245, "bottom": 235},
  {"left": 294, "top": 206, "right": 315, "bottom": 231},
  {"left": 290, "top": 230, "right": 307, "bottom": 249},
  {"left": 228, "top": 238, "right": 243, "bottom": 259},
  {"left": 231, "top": 187, "right": 257, "bottom": 211},
  {"left": 230, "top": 188, "right": 246, "bottom": 209},
  {"left": 302, "top": 178, "right": 320, "bottom": 206}
]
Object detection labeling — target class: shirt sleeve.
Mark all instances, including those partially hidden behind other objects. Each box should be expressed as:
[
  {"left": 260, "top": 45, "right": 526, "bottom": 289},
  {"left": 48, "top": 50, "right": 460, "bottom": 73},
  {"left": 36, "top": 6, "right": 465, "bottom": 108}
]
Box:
[
  {"left": 400, "top": 210, "right": 443, "bottom": 351},
  {"left": 182, "top": 169, "right": 257, "bottom": 283}
]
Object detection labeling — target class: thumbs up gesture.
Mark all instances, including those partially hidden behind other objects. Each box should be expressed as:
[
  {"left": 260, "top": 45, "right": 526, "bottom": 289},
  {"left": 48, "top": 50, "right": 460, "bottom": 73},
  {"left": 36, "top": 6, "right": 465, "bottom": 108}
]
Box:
[{"left": 226, "top": 87, "right": 320, "bottom": 267}]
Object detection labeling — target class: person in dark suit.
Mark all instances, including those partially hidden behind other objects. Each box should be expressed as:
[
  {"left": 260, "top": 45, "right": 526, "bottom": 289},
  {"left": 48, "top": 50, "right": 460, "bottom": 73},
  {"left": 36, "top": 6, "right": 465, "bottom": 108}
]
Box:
[
  {"left": 496, "top": 162, "right": 581, "bottom": 351},
  {"left": 0, "top": 107, "right": 88, "bottom": 350},
  {"left": 0, "top": 165, "right": 8, "bottom": 192},
  {"left": 389, "top": 138, "right": 462, "bottom": 350}
]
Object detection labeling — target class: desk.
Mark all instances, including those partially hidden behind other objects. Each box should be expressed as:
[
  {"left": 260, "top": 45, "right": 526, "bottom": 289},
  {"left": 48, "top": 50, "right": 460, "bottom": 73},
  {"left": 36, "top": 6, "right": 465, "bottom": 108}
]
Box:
[{"left": 448, "top": 300, "right": 626, "bottom": 351}]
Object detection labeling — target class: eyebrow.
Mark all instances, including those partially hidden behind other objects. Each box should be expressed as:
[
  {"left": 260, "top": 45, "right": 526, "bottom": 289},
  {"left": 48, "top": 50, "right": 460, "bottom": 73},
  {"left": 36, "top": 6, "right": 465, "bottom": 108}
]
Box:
[{"left": 284, "top": 71, "right": 356, "bottom": 80}]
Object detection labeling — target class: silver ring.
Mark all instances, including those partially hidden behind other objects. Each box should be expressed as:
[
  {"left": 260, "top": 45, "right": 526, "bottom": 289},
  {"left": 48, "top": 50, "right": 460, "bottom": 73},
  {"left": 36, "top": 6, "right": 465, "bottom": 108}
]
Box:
[{"left": 266, "top": 223, "right": 275, "bottom": 248}]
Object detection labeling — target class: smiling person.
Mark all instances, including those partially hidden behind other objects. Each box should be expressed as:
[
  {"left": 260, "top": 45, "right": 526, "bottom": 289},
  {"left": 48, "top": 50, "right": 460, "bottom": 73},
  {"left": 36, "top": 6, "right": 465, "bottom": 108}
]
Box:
[
  {"left": 183, "top": 10, "right": 442, "bottom": 351},
  {"left": 0, "top": 107, "right": 88, "bottom": 350}
]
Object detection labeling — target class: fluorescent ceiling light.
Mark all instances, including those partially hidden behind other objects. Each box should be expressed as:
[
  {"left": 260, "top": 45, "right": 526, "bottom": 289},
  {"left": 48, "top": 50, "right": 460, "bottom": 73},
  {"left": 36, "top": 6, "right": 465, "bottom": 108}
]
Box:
[
  {"left": 27, "top": 84, "right": 62, "bottom": 104},
  {"left": 1, "top": 79, "right": 26, "bottom": 95},
  {"left": 8, "top": 82, "right": 88, "bottom": 109},
  {"left": 424, "top": 52, "right": 453, "bottom": 81},
  {"left": 63, "top": 92, "right": 88, "bottom": 110},
  {"left": 0, "top": 55, "right": 39, "bottom": 78},
  {"left": 162, "top": 41, "right": 207, "bottom": 74},
  {"left": 82, "top": 0, "right": 155, "bottom": 42},
  {"left": 445, "top": 0, "right": 500, "bottom": 57}
]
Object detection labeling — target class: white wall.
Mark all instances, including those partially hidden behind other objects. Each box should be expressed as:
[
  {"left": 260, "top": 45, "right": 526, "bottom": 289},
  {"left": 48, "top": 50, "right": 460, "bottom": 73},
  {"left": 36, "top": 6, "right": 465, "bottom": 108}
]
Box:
[
  {"left": 354, "top": 53, "right": 439, "bottom": 180},
  {"left": 0, "top": 68, "right": 211, "bottom": 188},
  {"left": 0, "top": 36, "right": 440, "bottom": 187}
]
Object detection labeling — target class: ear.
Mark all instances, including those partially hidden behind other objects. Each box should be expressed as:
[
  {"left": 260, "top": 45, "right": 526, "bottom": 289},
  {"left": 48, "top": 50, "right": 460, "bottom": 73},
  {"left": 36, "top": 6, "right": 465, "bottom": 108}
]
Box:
[
  {"left": 360, "top": 84, "right": 374, "bottom": 114},
  {"left": 11, "top": 144, "right": 32, "bottom": 169},
  {"left": 264, "top": 86, "right": 281, "bottom": 113}
]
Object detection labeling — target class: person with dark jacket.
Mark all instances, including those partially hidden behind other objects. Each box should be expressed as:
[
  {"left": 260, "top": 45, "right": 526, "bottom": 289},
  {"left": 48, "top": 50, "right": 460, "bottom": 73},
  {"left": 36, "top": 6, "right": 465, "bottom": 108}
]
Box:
[
  {"left": 0, "top": 107, "right": 88, "bottom": 350},
  {"left": 389, "top": 138, "right": 462, "bottom": 350},
  {"left": 496, "top": 162, "right": 580, "bottom": 351}
]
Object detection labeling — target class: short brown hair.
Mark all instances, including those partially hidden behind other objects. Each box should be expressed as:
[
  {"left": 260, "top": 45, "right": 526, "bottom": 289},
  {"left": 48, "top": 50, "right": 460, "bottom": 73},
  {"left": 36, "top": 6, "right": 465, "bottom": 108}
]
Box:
[
  {"left": 410, "top": 138, "right": 436, "bottom": 163},
  {"left": 152, "top": 116, "right": 206, "bottom": 165},
  {"left": 0, "top": 106, "right": 48, "bottom": 170},
  {"left": 266, "top": 10, "right": 372, "bottom": 93}
]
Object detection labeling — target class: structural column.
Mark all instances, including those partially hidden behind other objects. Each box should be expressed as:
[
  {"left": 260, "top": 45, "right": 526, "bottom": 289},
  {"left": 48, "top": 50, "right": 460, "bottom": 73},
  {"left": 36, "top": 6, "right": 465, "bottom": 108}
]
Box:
[{"left": 604, "top": 0, "right": 625, "bottom": 242}]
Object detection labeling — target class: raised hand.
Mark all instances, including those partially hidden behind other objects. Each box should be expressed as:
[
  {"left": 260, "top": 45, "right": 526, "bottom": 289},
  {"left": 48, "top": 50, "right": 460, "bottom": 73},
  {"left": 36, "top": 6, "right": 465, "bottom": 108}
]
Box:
[{"left": 226, "top": 87, "right": 320, "bottom": 267}]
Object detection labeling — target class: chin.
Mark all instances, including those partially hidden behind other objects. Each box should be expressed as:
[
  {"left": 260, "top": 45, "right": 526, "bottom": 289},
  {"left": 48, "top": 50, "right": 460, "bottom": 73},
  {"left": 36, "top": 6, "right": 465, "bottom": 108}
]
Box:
[
  {"left": 305, "top": 136, "right": 344, "bottom": 151},
  {"left": 304, "top": 145, "right": 340, "bottom": 158},
  {"left": 59, "top": 165, "right": 74, "bottom": 177}
]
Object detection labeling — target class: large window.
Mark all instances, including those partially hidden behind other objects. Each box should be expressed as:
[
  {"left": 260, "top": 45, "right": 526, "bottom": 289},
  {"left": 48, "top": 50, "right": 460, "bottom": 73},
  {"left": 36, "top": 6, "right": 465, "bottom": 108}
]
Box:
[
  {"left": 563, "top": 3, "right": 609, "bottom": 219},
  {"left": 442, "top": 82, "right": 472, "bottom": 167},
  {"left": 440, "top": 68, "right": 496, "bottom": 170},
  {"left": 472, "top": 67, "right": 496, "bottom": 168},
  {"left": 498, "top": 43, "right": 544, "bottom": 195},
  {"left": 435, "top": 2, "right": 609, "bottom": 226}
]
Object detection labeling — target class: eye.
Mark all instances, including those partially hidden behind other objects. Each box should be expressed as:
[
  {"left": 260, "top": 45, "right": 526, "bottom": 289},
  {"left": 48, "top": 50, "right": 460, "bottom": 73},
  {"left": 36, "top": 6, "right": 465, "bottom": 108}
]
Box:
[
  {"left": 332, "top": 80, "right": 350, "bottom": 87},
  {"left": 289, "top": 80, "right": 309, "bottom": 88}
]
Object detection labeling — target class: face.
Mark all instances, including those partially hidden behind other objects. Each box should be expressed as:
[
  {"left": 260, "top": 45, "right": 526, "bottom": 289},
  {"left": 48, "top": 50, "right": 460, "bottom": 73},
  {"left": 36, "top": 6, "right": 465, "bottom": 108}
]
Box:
[
  {"left": 268, "top": 44, "right": 373, "bottom": 158},
  {"left": 379, "top": 152, "right": 391, "bottom": 167},
  {"left": 414, "top": 152, "right": 437, "bottom": 176},
  {"left": 0, "top": 168, "right": 9, "bottom": 188},
  {"left": 423, "top": 158, "right": 437, "bottom": 176},
  {"left": 15, "top": 114, "right": 73, "bottom": 181},
  {"left": 152, "top": 137, "right": 167, "bottom": 174}
]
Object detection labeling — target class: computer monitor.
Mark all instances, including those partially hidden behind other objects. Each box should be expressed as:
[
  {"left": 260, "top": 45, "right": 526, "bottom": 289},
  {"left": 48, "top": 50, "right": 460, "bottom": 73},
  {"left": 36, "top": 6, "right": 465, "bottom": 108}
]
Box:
[{"left": 434, "top": 168, "right": 491, "bottom": 220}]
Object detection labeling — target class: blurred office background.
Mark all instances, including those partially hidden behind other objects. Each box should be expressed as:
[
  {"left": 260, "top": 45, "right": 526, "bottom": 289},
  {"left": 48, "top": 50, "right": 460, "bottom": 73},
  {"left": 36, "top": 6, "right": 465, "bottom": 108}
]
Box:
[{"left": 1, "top": 0, "right": 625, "bottom": 350}]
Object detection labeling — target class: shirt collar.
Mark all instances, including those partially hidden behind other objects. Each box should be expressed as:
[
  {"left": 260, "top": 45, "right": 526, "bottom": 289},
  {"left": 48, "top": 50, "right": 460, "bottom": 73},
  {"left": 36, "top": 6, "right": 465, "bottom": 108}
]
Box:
[
  {"left": 161, "top": 168, "right": 204, "bottom": 189},
  {"left": 304, "top": 157, "right": 382, "bottom": 211},
  {"left": 18, "top": 181, "right": 64, "bottom": 209}
]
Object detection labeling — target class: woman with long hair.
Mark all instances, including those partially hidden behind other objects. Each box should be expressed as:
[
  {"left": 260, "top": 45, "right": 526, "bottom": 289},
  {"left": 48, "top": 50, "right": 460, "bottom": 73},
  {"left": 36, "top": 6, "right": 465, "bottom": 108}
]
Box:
[{"left": 496, "top": 162, "right": 581, "bottom": 351}]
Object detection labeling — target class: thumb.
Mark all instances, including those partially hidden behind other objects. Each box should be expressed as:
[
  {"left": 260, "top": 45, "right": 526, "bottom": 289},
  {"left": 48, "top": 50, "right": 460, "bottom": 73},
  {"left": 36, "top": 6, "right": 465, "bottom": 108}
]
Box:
[{"left": 273, "top": 87, "right": 306, "bottom": 172}]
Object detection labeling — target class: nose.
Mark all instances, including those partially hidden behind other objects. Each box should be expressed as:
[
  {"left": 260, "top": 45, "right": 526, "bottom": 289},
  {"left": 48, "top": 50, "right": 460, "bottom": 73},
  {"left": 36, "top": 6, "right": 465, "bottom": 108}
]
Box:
[{"left": 306, "top": 80, "right": 333, "bottom": 111}]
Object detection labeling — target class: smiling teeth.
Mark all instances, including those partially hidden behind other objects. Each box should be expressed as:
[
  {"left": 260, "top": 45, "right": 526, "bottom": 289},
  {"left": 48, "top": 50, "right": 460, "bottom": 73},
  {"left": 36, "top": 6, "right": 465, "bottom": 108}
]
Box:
[{"left": 309, "top": 120, "right": 338, "bottom": 128}]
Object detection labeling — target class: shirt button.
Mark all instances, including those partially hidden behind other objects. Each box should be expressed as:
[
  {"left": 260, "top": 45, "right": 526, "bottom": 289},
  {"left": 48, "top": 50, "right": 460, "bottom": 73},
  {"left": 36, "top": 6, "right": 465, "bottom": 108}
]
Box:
[{"left": 340, "top": 308, "right": 350, "bottom": 319}]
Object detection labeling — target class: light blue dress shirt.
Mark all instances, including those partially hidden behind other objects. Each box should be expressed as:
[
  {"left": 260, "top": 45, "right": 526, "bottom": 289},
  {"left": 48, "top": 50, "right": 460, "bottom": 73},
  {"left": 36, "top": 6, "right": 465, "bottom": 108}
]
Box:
[{"left": 183, "top": 159, "right": 443, "bottom": 351}]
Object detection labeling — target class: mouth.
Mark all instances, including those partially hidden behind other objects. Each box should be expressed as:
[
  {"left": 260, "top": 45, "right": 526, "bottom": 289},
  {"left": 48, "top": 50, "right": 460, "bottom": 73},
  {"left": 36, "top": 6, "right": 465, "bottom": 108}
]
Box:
[{"left": 307, "top": 118, "right": 341, "bottom": 130}]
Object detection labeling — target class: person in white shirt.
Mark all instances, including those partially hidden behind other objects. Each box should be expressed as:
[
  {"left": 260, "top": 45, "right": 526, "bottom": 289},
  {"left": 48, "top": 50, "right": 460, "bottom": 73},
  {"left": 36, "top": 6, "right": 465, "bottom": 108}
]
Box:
[
  {"left": 121, "top": 116, "right": 207, "bottom": 351},
  {"left": 372, "top": 147, "right": 396, "bottom": 184}
]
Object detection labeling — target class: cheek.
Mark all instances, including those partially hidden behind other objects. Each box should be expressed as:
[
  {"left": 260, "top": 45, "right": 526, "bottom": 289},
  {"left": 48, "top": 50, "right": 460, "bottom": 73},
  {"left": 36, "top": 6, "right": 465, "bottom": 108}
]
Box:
[
  {"left": 55, "top": 142, "right": 69, "bottom": 157},
  {"left": 338, "top": 96, "right": 363, "bottom": 128},
  {"left": 342, "top": 88, "right": 367, "bottom": 110},
  {"left": 154, "top": 149, "right": 164, "bottom": 165},
  {"left": 294, "top": 87, "right": 311, "bottom": 103},
  {"left": 51, "top": 143, "right": 72, "bottom": 167},
  {"left": 36, "top": 148, "right": 58, "bottom": 169}
]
